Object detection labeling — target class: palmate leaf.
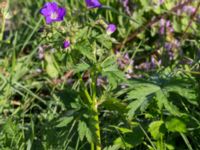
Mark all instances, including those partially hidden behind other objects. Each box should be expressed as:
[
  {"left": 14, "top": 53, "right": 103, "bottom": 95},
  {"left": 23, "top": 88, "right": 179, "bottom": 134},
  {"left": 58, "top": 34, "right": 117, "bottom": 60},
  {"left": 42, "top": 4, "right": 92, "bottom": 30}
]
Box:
[
  {"left": 126, "top": 78, "right": 197, "bottom": 119},
  {"left": 126, "top": 83, "right": 160, "bottom": 119},
  {"left": 164, "top": 81, "right": 197, "bottom": 105}
]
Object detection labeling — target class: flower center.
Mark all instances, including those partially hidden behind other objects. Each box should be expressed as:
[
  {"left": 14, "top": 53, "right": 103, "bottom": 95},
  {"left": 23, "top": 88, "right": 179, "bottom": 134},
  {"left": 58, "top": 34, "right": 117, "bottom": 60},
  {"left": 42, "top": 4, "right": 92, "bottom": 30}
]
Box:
[{"left": 50, "top": 12, "right": 58, "bottom": 19}]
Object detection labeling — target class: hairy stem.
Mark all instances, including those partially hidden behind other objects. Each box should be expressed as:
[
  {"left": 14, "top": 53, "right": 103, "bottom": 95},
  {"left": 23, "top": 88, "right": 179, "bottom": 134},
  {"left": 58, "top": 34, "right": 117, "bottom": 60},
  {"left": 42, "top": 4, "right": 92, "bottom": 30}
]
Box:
[{"left": 91, "top": 71, "right": 101, "bottom": 150}]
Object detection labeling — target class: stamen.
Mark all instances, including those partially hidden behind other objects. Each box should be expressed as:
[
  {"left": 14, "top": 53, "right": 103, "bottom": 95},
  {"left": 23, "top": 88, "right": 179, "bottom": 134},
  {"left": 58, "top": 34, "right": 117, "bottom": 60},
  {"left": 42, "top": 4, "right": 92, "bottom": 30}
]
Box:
[{"left": 50, "top": 12, "right": 58, "bottom": 19}]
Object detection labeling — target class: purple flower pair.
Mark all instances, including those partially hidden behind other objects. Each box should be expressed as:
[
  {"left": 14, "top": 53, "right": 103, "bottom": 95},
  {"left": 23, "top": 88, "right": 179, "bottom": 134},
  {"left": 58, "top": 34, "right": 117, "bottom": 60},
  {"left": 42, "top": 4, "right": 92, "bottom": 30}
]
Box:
[{"left": 40, "top": 1, "right": 102, "bottom": 24}]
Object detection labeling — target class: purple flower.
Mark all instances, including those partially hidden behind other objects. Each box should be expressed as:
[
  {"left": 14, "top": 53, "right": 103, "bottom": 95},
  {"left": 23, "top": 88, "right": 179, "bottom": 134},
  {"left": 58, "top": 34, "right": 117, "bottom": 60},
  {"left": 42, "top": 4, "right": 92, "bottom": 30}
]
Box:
[
  {"left": 159, "top": 18, "right": 165, "bottom": 35},
  {"left": 106, "top": 24, "right": 117, "bottom": 35},
  {"left": 40, "top": 2, "right": 66, "bottom": 24},
  {"left": 63, "top": 40, "right": 70, "bottom": 49},
  {"left": 85, "top": 0, "right": 102, "bottom": 9},
  {"left": 165, "top": 20, "right": 171, "bottom": 28},
  {"left": 159, "top": 19, "right": 174, "bottom": 35},
  {"left": 166, "top": 20, "right": 174, "bottom": 33},
  {"left": 183, "top": 6, "right": 196, "bottom": 15}
]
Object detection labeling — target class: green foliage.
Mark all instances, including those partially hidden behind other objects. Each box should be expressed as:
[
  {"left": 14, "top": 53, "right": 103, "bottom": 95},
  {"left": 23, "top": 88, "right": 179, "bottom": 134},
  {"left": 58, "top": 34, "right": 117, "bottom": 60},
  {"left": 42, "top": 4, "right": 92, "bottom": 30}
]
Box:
[
  {"left": 148, "top": 120, "right": 165, "bottom": 140},
  {"left": 113, "top": 125, "right": 144, "bottom": 149},
  {"left": 101, "top": 55, "right": 125, "bottom": 89},
  {"left": 75, "top": 40, "right": 96, "bottom": 63},
  {"left": 55, "top": 116, "right": 74, "bottom": 128},
  {"left": 45, "top": 53, "right": 60, "bottom": 78},
  {"left": 166, "top": 117, "right": 187, "bottom": 133},
  {"left": 126, "top": 77, "right": 197, "bottom": 119},
  {"left": 0, "top": 0, "right": 200, "bottom": 150}
]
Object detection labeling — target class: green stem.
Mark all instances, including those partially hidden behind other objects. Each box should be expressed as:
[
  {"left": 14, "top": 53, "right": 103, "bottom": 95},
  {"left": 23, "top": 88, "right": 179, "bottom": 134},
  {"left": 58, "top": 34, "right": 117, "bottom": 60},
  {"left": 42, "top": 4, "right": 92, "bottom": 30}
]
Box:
[
  {"left": 84, "top": 88, "right": 93, "bottom": 104},
  {"left": 93, "top": 97, "right": 101, "bottom": 150},
  {"left": 91, "top": 71, "right": 101, "bottom": 150}
]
